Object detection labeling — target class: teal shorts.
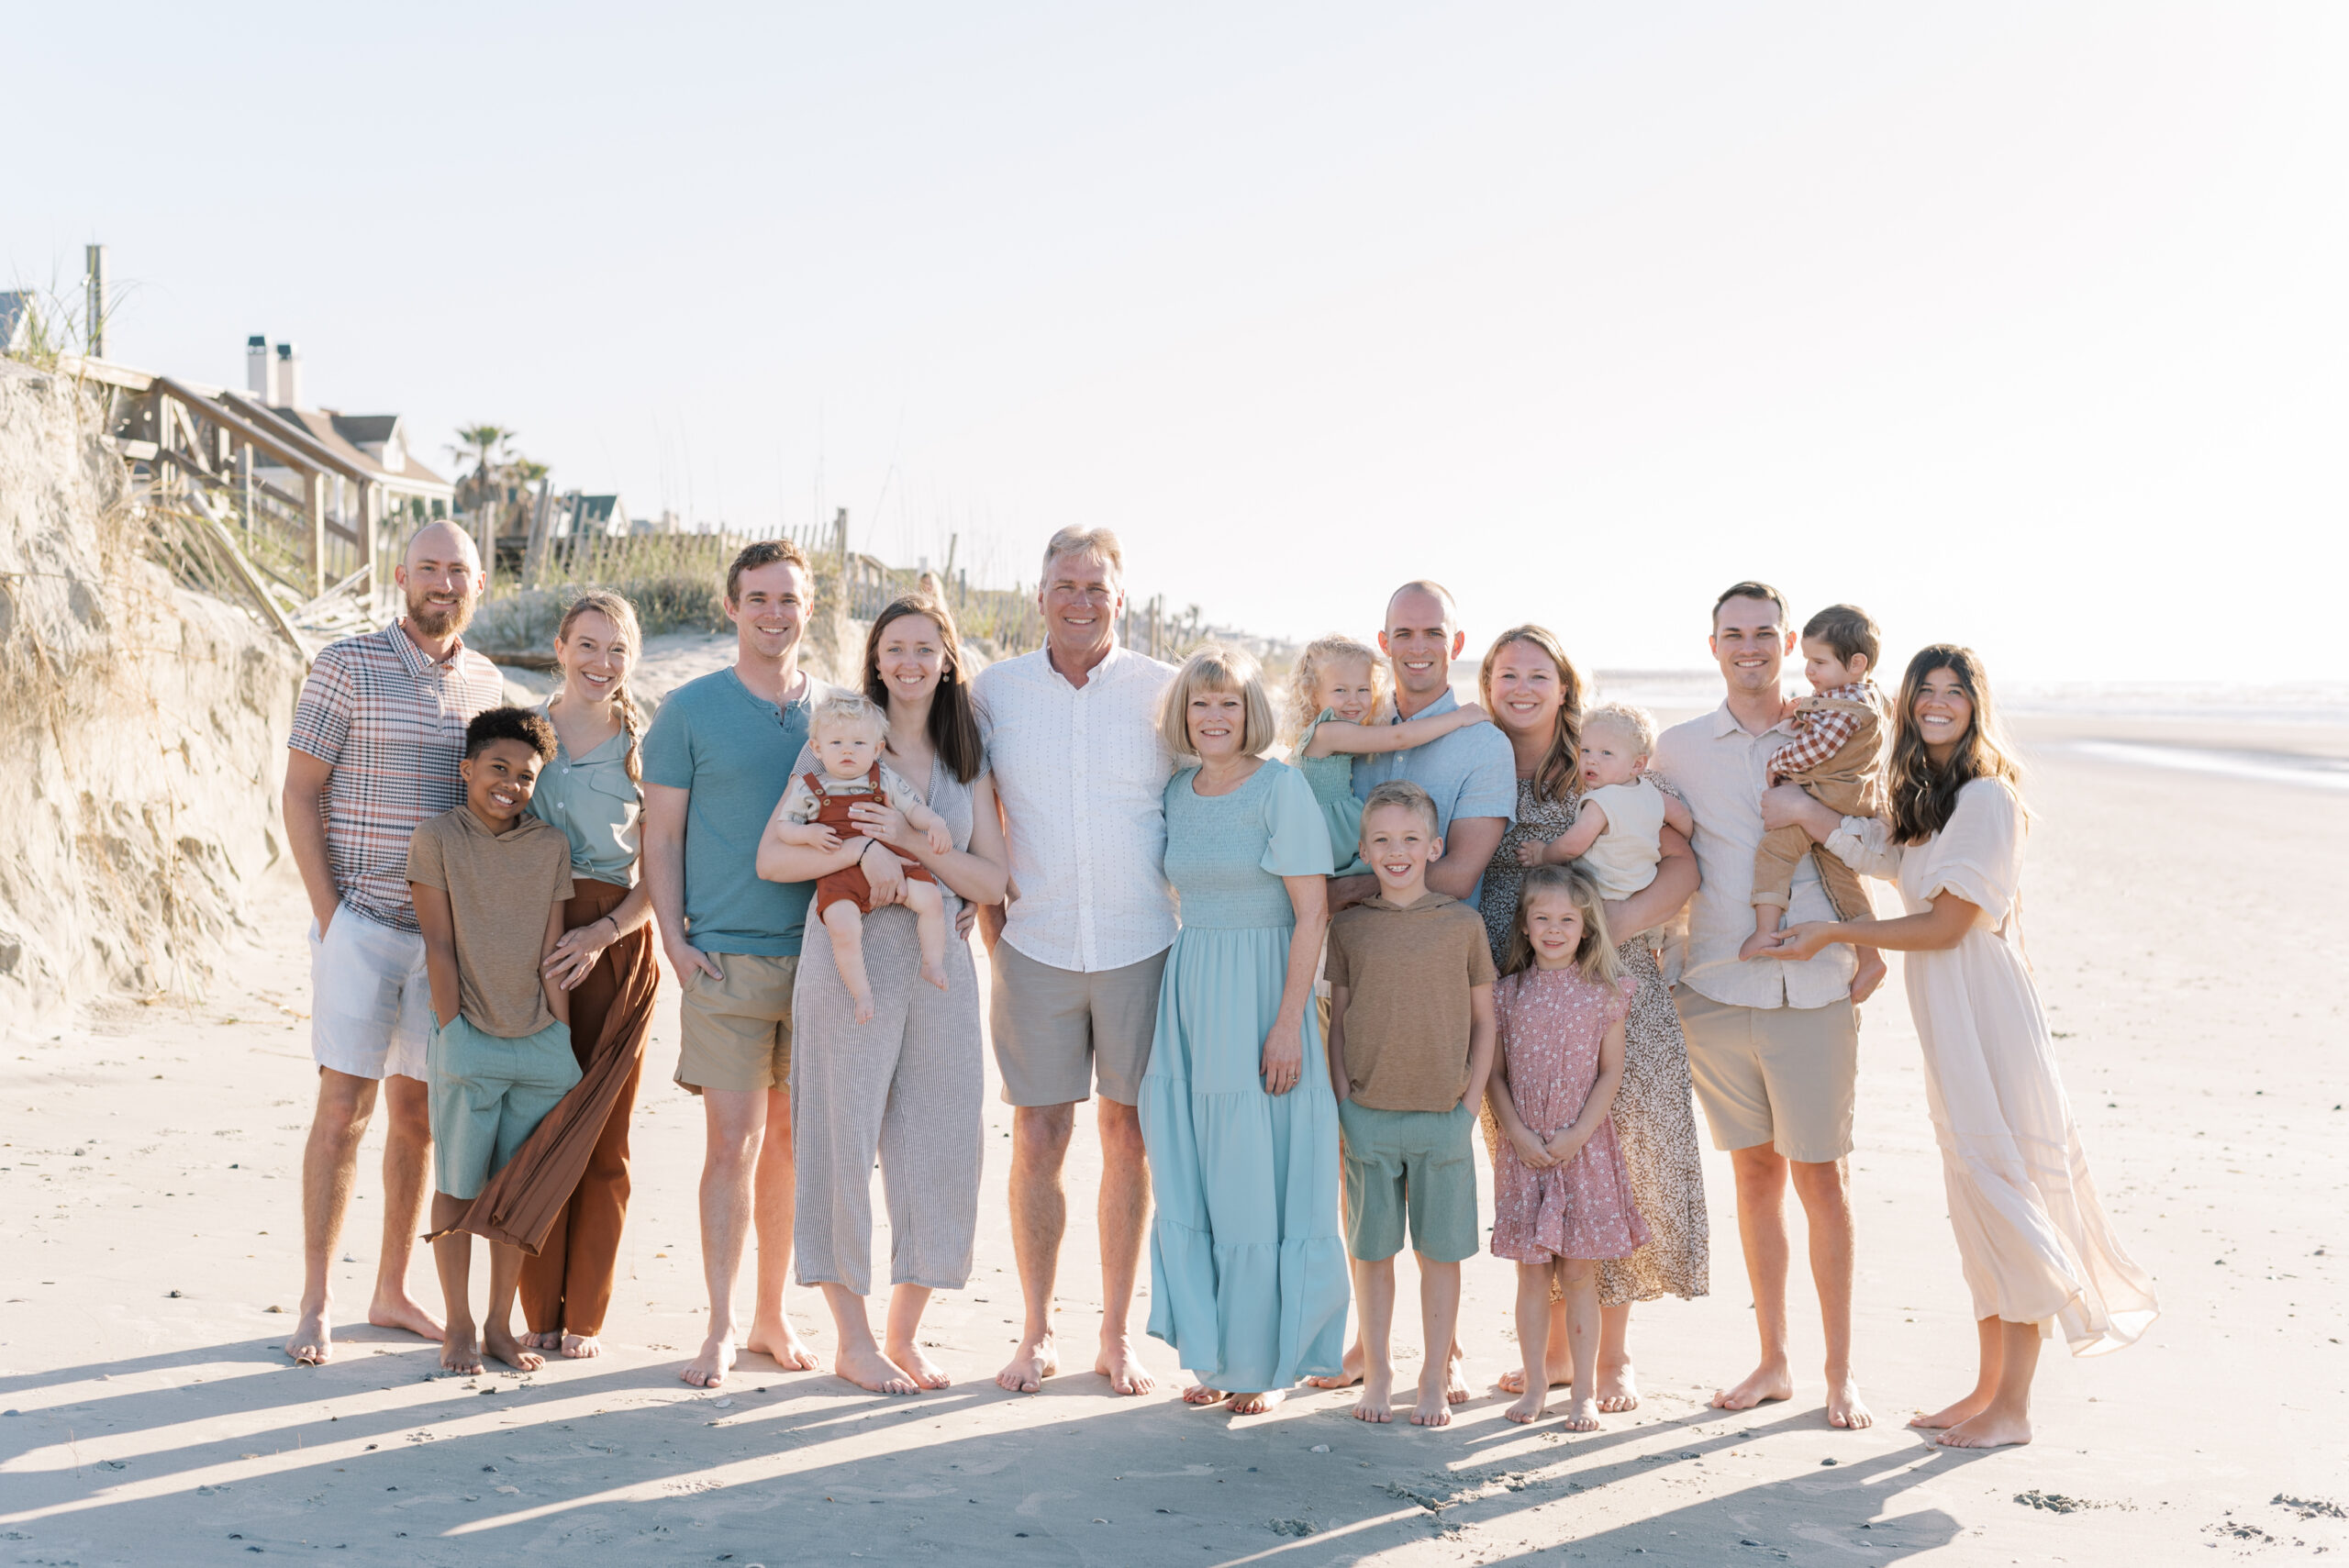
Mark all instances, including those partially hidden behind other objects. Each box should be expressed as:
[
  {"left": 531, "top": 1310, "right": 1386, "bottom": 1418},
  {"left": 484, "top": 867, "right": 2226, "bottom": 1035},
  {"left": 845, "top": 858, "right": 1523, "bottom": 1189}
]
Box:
[
  {"left": 1337, "top": 1099, "right": 1479, "bottom": 1263},
  {"left": 427, "top": 1014, "right": 580, "bottom": 1201}
]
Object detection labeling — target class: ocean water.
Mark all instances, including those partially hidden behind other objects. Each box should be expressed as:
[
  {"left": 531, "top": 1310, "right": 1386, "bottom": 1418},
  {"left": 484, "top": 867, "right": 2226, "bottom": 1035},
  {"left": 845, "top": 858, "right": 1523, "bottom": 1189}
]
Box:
[{"left": 1581, "top": 671, "right": 2349, "bottom": 793}]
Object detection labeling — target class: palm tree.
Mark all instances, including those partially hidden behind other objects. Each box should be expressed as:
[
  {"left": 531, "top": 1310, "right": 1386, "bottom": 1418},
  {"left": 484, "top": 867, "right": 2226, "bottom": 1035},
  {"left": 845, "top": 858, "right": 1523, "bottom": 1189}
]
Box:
[{"left": 450, "top": 424, "right": 516, "bottom": 483}]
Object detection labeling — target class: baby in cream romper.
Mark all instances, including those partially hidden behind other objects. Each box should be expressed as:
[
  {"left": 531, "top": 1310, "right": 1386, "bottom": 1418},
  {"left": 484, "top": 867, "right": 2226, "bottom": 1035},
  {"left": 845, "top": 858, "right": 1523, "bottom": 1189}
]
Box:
[{"left": 1515, "top": 703, "right": 1692, "bottom": 951}]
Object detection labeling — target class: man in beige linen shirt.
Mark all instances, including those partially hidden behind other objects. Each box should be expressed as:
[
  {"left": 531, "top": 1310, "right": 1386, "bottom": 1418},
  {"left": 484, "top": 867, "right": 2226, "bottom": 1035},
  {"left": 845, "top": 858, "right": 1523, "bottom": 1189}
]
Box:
[{"left": 1652, "top": 580, "right": 1875, "bottom": 1432}]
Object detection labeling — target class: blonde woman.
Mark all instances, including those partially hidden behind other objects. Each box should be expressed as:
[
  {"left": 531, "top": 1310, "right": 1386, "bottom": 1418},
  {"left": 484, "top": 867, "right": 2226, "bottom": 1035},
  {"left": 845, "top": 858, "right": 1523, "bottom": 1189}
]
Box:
[
  {"left": 1139, "top": 645, "right": 1344, "bottom": 1415},
  {"left": 511, "top": 592, "right": 659, "bottom": 1358},
  {"left": 1766, "top": 644, "right": 2157, "bottom": 1447}
]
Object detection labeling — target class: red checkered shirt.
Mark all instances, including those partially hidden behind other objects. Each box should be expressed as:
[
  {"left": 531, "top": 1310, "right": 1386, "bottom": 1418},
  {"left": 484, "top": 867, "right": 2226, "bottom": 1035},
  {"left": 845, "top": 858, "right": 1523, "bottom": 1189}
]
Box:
[
  {"left": 287, "top": 621, "right": 507, "bottom": 932},
  {"left": 1765, "top": 679, "right": 1882, "bottom": 783}
]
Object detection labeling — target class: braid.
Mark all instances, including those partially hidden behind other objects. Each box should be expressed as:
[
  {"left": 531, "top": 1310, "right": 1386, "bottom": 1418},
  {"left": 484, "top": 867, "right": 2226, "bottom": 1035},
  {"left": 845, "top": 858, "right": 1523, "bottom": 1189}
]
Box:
[{"left": 616, "top": 683, "right": 646, "bottom": 784}]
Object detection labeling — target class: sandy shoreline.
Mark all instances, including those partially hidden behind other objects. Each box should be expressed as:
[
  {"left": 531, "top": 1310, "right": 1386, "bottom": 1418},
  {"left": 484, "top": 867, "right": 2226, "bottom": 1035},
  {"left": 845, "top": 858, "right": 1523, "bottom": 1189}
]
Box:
[{"left": 3, "top": 712, "right": 2343, "bottom": 1565}]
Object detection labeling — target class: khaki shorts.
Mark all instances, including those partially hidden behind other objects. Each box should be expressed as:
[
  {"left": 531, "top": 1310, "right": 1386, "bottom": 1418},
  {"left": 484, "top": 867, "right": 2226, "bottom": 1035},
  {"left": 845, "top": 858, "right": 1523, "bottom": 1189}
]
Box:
[
  {"left": 988, "top": 940, "right": 1167, "bottom": 1106},
  {"left": 1675, "top": 985, "right": 1858, "bottom": 1164},
  {"left": 674, "top": 953, "right": 799, "bottom": 1094}
]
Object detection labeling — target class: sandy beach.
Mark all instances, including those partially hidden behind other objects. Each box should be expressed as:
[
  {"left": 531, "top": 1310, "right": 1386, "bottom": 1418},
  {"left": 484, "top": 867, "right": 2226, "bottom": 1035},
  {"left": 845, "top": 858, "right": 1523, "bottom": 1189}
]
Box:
[{"left": 4, "top": 695, "right": 2343, "bottom": 1566}]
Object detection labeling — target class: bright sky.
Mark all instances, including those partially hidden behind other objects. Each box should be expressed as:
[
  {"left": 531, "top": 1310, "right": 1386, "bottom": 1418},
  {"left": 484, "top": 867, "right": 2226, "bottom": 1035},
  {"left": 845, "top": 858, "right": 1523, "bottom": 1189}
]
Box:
[{"left": 12, "top": 3, "right": 2345, "bottom": 682}]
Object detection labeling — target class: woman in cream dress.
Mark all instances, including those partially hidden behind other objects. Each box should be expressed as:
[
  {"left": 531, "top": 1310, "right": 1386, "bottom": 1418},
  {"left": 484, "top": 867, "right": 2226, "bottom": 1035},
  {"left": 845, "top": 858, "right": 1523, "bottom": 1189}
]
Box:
[{"left": 1765, "top": 644, "right": 2156, "bottom": 1449}]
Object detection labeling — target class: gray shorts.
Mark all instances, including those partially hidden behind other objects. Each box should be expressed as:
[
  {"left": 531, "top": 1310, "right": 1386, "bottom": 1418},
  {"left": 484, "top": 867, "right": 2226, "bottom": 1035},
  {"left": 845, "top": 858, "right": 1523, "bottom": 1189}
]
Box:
[
  {"left": 988, "top": 940, "right": 1167, "bottom": 1106},
  {"left": 1675, "top": 985, "right": 1858, "bottom": 1164}
]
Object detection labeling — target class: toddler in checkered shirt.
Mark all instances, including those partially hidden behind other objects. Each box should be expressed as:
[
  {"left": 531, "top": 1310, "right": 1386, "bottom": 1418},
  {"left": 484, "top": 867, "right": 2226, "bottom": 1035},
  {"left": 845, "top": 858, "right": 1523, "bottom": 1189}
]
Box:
[{"left": 1738, "top": 603, "right": 1887, "bottom": 996}]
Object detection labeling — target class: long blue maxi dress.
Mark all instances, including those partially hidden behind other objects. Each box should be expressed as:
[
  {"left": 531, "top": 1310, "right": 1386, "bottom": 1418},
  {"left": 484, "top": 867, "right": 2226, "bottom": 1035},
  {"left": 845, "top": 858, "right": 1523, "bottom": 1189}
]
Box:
[{"left": 1140, "top": 759, "right": 1348, "bottom": 1391}]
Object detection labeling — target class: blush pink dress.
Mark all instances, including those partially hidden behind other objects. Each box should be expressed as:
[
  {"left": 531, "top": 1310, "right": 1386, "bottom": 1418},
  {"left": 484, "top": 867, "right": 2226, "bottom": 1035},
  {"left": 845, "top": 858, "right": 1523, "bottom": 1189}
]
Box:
[{"left": 1489, "top": 968, "right": 1650, "bottom": 1264}]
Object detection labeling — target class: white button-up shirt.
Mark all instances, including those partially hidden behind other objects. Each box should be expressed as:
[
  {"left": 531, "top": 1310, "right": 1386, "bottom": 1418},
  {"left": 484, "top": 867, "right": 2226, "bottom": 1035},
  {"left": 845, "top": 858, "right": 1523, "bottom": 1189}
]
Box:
[
  {"left": 1653, "top": 699, "right": 1858, "bottom": 1010},
  {"left": 974, "top": 643, "right": 1179, "bottom": 973}
]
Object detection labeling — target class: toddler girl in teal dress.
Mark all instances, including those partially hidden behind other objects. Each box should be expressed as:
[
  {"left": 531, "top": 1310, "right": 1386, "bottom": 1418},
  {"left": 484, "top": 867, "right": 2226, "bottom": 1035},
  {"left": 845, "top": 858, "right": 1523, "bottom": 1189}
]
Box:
[{"left": 1286, "top": 634, "right": 1493, "bottom": 873}]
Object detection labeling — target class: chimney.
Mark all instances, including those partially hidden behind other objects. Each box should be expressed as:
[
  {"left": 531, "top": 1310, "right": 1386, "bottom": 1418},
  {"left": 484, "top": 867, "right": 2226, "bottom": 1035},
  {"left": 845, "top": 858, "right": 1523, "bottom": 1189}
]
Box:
[
  {"left": 273, "top": 341, "right": 302, "bottom": 408},
  {"left": 84, "top": 244, "right": 106, "bottom": 358},
  {"left": 246, "top": 336, "right": 269, "bottom": 398}
]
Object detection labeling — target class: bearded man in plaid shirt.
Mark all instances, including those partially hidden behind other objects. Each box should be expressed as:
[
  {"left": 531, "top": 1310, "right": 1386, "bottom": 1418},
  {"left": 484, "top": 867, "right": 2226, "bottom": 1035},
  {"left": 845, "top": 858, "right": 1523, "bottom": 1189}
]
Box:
[{"left": 280, "top": 519, "right": 506, "bottom": 1365}]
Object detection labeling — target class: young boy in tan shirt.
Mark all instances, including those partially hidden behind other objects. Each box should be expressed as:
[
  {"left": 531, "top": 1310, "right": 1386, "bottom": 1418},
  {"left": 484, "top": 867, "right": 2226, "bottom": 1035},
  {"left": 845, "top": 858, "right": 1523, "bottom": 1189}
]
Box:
[
  {"left": 408, "top": 707, "right": 579, "bottom": 1375},
  {"left": 1323, "top": 780, "right": 1497, "bottom": 1428}
]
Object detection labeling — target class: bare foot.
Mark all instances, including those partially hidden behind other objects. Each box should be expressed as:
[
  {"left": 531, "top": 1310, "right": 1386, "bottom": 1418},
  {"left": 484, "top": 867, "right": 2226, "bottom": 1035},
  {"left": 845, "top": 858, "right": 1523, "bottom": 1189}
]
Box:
[
  {"left": 1496, "top": 1356, "right": 1572, "bottom": 1396},
  {"left": 1826, "top": 1375, "right": 1873, "bottom": 1429},
  {"left": 1303, "top": 1340, "right": 1364, "bottom": 1390},
  {"left": 887, "top": 1341, "right": 952, "bottom": 1389},
  {"left": 1504, "top": 1385, "right": 1547, "bottom": 1424},
  {"left": 1596, "top": 1359, "right": 1640, "bottom": 1413},
  {"left": 1938, "top": 1408, "right": 2031, "bottom": 1448},
  {"left": 746, "top": 1315, "right": 819, "bottom": 1372},
  {"left": 920, "top": 960, "right": 950, "bottom": 994},
  {"left": 682, "top": 1334, "right": 736, "bottom": 1388},
  {"left": 836, "top": 1341, "right": 918, "bottom": 1395},
  {"left": 367, "top": 1288, "right": 445, "bottom": 1342},
  {"left": 1353, "top": 1365, "right": 1395, "bottom": 1423},
  {"left": 1851, "top": 949, "right": 1888, "bottom": 1005},
  {"left": 441, "top": 1326, "right": 485, "bottom": 1375},
  {"left": 1096, "top": 1334, "right": 1157, "bottom": 1396},
  {"left": 484, "top": 1322, "right": 545, "bottom": 1373},
  {"left": 561, "top": 1332, "right": 602, "bottom": 1359},
  {"left": 1410, "top": 1377, "right": 1453, "bottom": 1428},
  {"left": 1445, "top": 1353, "right": 1471, "bottom": 1407},
  {"left": 1183, "top": 1384, "right": 1226, "bottom": 1406},
  {"left": 518, "top": 1330, "right": 561, "bottom": 1352},
  {"left": 1558, "top": 1394, "right": 1600, "bottom": 1432},
  {"left": 1227, "top": 1390, "right": 1283, "bottom": 1416},
  {"left": 285, "top": 1307, "right": 333, "bottom": 1366},
  {"left": 1710, "top": 1362, "right": 1794, "bottom": 1411},
  {"left": 1908, "top": 1392, "right": 1993, "bottom": 1430},
  {"left": 996, "top": 1335, "right": 1060, "bottom": 1394}
]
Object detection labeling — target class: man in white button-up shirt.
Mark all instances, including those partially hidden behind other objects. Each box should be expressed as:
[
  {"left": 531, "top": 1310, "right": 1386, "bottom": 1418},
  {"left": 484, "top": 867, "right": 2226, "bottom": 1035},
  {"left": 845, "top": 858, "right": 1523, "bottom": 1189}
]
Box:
[
  {"left": 1653, "top": 581, "right": 1875, "bottom": 1433},
  {"left": 974, "top": 528, "right": 1177, "bottom": 1399}
]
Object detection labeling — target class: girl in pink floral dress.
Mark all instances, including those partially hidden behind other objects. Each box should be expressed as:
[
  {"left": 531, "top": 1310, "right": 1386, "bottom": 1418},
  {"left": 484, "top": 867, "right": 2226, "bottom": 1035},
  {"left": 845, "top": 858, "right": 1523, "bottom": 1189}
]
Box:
[{"left": 1488, "top": 864, "right": 1646, "bottom": 1429}]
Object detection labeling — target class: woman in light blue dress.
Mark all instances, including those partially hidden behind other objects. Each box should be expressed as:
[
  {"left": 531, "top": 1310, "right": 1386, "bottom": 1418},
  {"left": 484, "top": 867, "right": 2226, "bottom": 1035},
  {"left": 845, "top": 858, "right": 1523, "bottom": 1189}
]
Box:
[{"left": 1140, "top": 645, "right": 1346, "bottom": 1414}]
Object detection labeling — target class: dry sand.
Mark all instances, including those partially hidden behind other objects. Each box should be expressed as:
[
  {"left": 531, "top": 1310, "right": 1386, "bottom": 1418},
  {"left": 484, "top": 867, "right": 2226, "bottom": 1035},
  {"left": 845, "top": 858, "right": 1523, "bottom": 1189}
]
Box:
[{"left": 3, "top": 706, "right": 2343, "bottom": 1565}]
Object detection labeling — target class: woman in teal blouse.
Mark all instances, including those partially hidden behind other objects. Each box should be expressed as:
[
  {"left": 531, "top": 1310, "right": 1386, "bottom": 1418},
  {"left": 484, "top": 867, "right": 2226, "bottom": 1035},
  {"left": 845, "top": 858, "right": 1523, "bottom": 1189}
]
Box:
[
  {"left": 517, "top": 591, "right": 660, "bottom": 1357},
  {"left": 1140, "top": 645, "right": 1346, "bottom": 1414}
]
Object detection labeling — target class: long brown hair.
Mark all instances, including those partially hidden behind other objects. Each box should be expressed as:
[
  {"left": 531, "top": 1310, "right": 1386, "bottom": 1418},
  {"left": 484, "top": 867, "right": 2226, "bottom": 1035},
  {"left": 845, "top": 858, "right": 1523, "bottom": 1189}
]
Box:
[
  {"left": 864, "top": 594, "right": 985, "bottom": 784},
  {"left": 552, "top": 590, "right": 648, "bottom": 784},
  {"left": 1478, "top": 625, "right": 1586, "bottom": 804},
  {"left": 1501, "top": 864, "right": 1620, "bottom": 982},
  {"left": 1886, "top": 643, "right": 2027, "bottom": 845}
]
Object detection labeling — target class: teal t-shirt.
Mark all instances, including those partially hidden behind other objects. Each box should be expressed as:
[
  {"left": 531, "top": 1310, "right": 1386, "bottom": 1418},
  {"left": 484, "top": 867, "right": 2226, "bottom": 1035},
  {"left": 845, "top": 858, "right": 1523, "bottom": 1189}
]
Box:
[{"left": 640, "top": 667, "right": 831, "bottom": 956}]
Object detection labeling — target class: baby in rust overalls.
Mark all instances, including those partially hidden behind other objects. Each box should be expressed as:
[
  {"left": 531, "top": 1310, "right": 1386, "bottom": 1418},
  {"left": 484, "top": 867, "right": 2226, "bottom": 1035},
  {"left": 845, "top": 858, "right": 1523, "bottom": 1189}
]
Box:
[{"left": 772, "top": 694, "right": 953, "bottom": 1022}]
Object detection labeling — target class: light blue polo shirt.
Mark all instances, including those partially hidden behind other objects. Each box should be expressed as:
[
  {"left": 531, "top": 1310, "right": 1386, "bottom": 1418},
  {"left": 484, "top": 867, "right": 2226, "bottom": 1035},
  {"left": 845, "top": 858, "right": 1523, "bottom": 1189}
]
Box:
[
  {"left": 641, "top": 667, "right": 833, "bottom": 956},
  {"left": 1351, "top": 688, "right": 1517, "bottom": 909}
]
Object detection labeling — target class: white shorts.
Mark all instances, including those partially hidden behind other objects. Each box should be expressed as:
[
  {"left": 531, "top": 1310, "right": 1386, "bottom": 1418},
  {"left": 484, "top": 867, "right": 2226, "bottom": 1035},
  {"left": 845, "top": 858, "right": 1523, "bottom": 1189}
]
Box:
[{"left": 308, "top": 904, "right": 432, "bottom": 1082}]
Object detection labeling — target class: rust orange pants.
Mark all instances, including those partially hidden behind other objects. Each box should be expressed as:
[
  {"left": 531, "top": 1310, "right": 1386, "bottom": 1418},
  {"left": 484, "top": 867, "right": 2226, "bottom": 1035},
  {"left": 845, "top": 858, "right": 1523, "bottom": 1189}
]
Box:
[{"left": 518, "top": 877, "right": 649, "bottom": 1338}]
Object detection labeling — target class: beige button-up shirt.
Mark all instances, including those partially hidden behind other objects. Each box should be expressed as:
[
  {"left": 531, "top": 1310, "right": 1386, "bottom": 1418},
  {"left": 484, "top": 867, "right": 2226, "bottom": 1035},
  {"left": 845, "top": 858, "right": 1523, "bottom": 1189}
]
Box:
[
  {"left": 973, "top": 643, "right": 1179, "bottom": 973},
  {"left": 1653, "top": 699, "right": 1858, "bottom": 1010}
]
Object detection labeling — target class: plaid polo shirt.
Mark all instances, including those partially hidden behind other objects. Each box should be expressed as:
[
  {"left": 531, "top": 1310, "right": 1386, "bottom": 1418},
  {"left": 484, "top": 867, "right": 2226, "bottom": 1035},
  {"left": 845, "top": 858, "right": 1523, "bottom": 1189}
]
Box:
[{"left": 288, "top": 620, "right": 507, "bottom": 932}]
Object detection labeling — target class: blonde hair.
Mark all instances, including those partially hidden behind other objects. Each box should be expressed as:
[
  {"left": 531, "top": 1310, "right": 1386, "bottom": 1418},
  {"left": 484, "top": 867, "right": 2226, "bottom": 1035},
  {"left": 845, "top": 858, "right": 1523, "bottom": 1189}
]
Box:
[
  {"left": 1040, "top": 527, "right": 1125, "bottom": 588},
  {"left": 1159, "top": 643, "right": 1278, "bottom": 760},
  {"left": 553, "top": 590, "right": 648, "bottom": 784},
  {"left": 810, "top": 690, "right": 887, "bottom": 743},
  {"left": 1287, "top": 633, "right": 1383, "bottom": 735},
  {"left": 1581, "top": 701, "right": 1657, "bottom": 762},
  {"left": 1503, "top": 864, "right": 1621, "bottom": 982},
  {"left": 1361, "top": 779, "right": 1438, "bottom": 835},
  {"left": 1478, "top": 625, "right": 1586, "bottom": 803}
]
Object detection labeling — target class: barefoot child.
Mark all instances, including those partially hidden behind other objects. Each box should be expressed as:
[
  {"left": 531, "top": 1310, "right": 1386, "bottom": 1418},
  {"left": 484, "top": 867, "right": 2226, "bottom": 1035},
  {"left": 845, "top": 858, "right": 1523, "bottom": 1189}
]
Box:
[
  {"left": 1323, "top": 781, "right": 1497, "bottom": 1427},
  {"left": 1287, "top": 634, "right": 1492, "bottom": 873},
  {"left": 1488, "top": 865, "right": 1647, "bottom": 1429},
  {"left": 1739, "top": 603, "right": 1887, "bottom": 996},
  {"left": 408, "top": 707, "right": 582, "bottom": 1375},
  {"left": 1517, "top": 703, "right": 1692, "bottom": 954},
  {"left": 769, "top": 693, "right": 954, "bottom": 1023}
]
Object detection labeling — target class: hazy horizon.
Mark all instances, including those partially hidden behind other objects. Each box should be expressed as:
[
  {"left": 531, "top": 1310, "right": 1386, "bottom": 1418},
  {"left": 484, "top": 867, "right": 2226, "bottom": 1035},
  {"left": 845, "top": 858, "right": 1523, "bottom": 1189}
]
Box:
[{"left": 12, "top": 3, "right": 2345, "bottom": 684}]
